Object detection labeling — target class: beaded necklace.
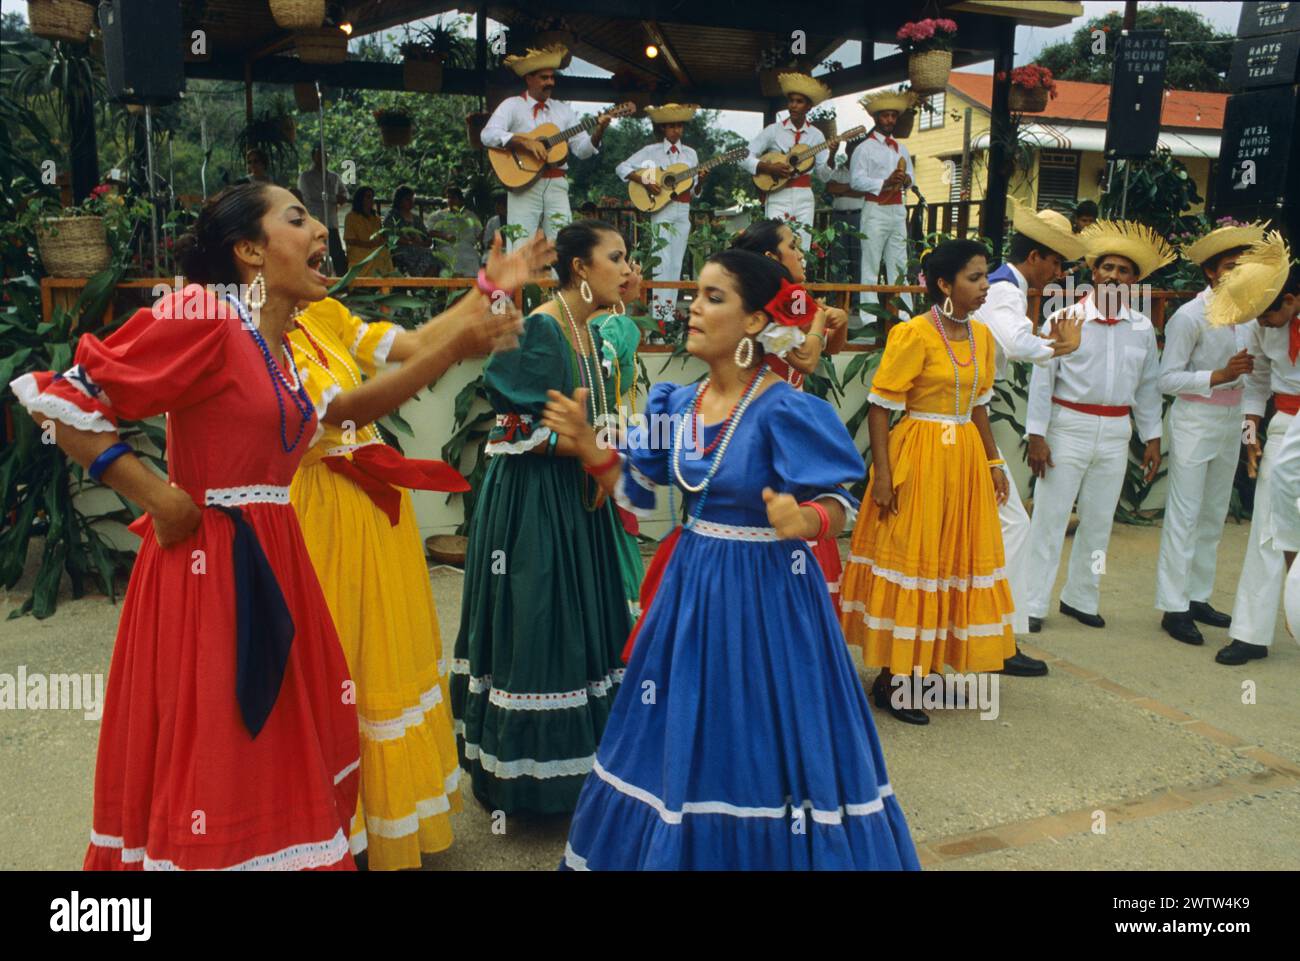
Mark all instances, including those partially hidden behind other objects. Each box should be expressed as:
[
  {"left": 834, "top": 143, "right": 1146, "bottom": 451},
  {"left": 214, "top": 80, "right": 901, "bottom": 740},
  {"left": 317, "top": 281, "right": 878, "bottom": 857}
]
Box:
[
  {"left": 671, "top": 363, "right": 769, "bottom": 529},
  {"left": 688, "top": 363, "right": 766, "bottom": 456},
  {"left": 929, "top": 305, "right": 980, "bottom": 420},
  {"left": 293, "top": 315, "right": 381, "bottom": 444},
  {"left": 554, "top": 294, "right": 612, "bottom": 511},
  {"left": 227, "top": 295, "right": 315, "bottom": 453}
]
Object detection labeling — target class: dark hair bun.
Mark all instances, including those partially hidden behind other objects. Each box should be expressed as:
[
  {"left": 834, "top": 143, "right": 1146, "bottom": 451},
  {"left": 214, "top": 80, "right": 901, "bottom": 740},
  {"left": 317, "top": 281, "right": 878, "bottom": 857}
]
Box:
[{"left": 177, "top": 182, "right": 274, "bottom": 287}]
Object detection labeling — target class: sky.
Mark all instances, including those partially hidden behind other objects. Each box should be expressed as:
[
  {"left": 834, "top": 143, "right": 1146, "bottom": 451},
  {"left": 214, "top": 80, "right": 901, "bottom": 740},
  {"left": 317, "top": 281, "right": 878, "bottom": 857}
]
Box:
[{"left": 2, "top": 0, "right": 1244, "bottom": 141}]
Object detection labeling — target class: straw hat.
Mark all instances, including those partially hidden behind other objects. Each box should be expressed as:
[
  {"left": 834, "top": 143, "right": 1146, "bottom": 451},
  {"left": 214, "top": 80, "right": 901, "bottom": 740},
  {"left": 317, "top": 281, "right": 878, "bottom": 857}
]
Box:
[
  {"left": 777, "top": 72, "right": 832, "bottom": 106},
  {"left": 503, "top": 44, "right": 571, "bottom": 77},
  {"left": 859, "top": 89, "right": 917, "bottom": 116},
  {"left": 645, "top": 103, "right": 699, "bottom": 124},
  {"left": 1181, "top": 220, "right": 1269, "bottom": 266},
  {"left": 1207, "top": 231, "right": 1293, "bottom": 327},
  {"left": 1008, "top": 197, "right": 1086, "bottom": 262},
  {"left": 1079, "top": 219, "right": 1176, "bottom": 281}
]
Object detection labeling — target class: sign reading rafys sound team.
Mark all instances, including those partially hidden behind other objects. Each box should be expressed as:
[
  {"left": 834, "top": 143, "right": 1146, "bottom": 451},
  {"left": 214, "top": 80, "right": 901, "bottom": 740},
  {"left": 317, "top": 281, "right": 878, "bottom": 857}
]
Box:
[{"left": 1103, "top": 30, "right": 1170, "bottom": 160}]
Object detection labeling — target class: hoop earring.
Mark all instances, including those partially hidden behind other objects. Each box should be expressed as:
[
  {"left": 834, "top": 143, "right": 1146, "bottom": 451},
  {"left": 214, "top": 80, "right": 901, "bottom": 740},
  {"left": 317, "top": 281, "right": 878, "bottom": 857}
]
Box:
[
  {"left": 614, "top": 299, "right": 626, "bottom": 315},
  {"left": 579, "top": 280, "right": 594, "bottom": 304},
  {"left": 734, "top": 336, "right": 754, "bottom": 368},
  {"left": 244, "top": 271, "right": 267, "bottom": 311},
  {"left": 941, "top": 295, "right": 954, "bottom": 317}
]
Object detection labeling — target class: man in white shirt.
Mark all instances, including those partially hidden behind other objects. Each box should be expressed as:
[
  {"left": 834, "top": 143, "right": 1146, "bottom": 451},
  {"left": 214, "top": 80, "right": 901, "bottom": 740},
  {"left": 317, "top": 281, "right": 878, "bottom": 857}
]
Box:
[
  {"left": 827, "top": 139, "right": 865, "bottom": 316},
  {"left": 743, "top": 73, "right": 832, "bottom": 251},
  {"left": 852, "top": 90, "right": 917, "bottom": 322},
  {"left": 973, "top": 199, "right": 1086, "bottom": 668},
  {"left": 1260, "top": 262, "right": 1300, "bottom": 643},
  {"left": 298, "top": 145, "right": 349, "bottom": 274},
  {"left": 1023, "top": 220, "right": 1173, "bottom": 629},
  {"left": 1211, "top": 235, "right": 1300, "bottom": 665},
  {"left": 617, "top": 103, "right": 703, "bottom": 324},
  {"left": 429, "top": 186, "right": 483, "bottom": 277},
  {"left": 1154, "top": 223, "right": 1266, "bottom": 646},
  {"left": 480, "top": 44, "right": 611, "bottom": 248}
]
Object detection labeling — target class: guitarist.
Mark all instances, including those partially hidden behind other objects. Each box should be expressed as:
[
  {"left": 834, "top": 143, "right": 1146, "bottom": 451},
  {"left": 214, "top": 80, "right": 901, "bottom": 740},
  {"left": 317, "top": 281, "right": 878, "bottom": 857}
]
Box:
[
  {"left": 742, "top": 73, "right": 833, "bottom": 250},
  {"left": 615, "top": 103, "right": 703, "bottom": 323},
  {"left": 480, "top": 44, "right": 612, "bottom": 247},
  {"left": 851, "top": 90, "right": 917, "bottom": 318}
]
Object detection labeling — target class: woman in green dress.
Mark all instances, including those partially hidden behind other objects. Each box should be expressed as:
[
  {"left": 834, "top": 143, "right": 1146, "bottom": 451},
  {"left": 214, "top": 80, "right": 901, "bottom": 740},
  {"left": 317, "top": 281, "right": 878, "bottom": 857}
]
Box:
[{"left": 452, "top": 221, "right": 636, "bottom": 814}]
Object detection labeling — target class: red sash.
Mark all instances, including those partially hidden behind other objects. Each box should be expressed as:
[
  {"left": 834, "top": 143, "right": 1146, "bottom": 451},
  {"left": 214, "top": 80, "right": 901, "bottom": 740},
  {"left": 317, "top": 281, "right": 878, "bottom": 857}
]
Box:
[
  {"left": 786, "top": 174, "right": 812, "bottom": 189},
  {"left": 1052, "top": 397, "right": 1130, "bottom": 417},
  {"left": 540, "top": 168, "right": 566, "bottom": 179},
  {"left": 1275, "top": 393, "right": 1300, "bottom": 416},
  {"left": 322, "top": 444, "right": 469, "bottom": 526},
  {"left": 621, "top": 526, "right": 682, "bottom": 663}
]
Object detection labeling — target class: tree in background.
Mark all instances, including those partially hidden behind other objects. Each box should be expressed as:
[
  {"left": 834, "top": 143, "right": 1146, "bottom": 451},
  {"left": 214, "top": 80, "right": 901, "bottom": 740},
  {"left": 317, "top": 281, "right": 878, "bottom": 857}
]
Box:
[{"left": 1035, "top": 4, "right": 1233, "bottom": 92}]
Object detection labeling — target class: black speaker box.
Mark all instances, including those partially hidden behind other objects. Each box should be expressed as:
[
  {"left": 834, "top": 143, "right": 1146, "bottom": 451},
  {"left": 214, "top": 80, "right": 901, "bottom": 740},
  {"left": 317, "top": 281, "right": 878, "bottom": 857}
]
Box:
[{"left": 98, "top": 0, "right": 185, "bottom": 106}]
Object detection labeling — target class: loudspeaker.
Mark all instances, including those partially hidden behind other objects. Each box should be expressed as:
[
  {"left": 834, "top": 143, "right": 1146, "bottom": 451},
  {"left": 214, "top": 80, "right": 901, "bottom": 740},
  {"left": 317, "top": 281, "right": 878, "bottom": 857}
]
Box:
[
  {"left": 1103, "top": 31, "right": 1170, "bottom": 160},
  {"left": 1213, "top": 85, "right": 1300, "bottom": 242},
  {"left": 1229, "top": 30, "right": 1300, "bottom": 89},
  {"left": 98, "top": 0, "right": 185, "bottom": 106}
]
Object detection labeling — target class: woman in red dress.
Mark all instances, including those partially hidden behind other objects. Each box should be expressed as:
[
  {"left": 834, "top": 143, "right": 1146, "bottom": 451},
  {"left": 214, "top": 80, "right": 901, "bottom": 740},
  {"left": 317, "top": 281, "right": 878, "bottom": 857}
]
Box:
[{"left": 9, "top": 183, "right": 520, "bottom": 870}]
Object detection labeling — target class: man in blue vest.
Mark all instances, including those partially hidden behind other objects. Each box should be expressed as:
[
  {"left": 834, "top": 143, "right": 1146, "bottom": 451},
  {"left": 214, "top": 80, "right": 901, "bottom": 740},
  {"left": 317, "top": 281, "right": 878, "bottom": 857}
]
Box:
[{"left": 973, "top": 199, "right": 1086, "bottom": 671}]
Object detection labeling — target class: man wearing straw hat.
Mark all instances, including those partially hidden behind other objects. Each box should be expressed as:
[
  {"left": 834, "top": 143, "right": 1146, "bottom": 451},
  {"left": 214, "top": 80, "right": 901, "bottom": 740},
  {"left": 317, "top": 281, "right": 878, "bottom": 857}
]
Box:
[
  {"left": 852, "top": 90, "right": 918, "bottom": 325},
  {"left": 480, "top": 44, "right": 611, "bottom": 248},
  {"left": 742, "top": 72, "right": 833, "bottom": 251},
  {"left": 973, "top": 197, "right": 1085, "bottom": 669},
  {"left": 1208, "top": 233, "right": 1300, "bottom": 665},
  {"left": 1022, "top": 220, "right": 1171, "bottom": 631},
  {"left": 616, "top": 104, "right": 703, "bottom": 323},
  {"left": 1154, "top": 221, "right": 1266, "bottom": 647}
]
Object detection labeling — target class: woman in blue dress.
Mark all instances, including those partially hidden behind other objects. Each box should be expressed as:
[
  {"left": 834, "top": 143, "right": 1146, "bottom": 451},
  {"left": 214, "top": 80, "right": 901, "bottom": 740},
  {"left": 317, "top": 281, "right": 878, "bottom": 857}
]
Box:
[{"left": 542, "top": 249, "right": 919, "bottom": 870}]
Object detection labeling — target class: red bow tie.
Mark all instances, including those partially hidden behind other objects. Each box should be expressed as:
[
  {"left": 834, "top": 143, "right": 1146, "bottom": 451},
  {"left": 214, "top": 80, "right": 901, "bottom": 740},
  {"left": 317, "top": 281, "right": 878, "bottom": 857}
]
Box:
[
  {"left": 1094, "top": 317, "right": 1123, "bottom": 325},
  {"left": 1289, "top": 316, "right": 1300, "bottom": 364},
  {"left": 531, "top": 101, "right": 547, "bottom": 118},
  {"left": 668, "top": 144, "right": 678, "bottom": 154}
]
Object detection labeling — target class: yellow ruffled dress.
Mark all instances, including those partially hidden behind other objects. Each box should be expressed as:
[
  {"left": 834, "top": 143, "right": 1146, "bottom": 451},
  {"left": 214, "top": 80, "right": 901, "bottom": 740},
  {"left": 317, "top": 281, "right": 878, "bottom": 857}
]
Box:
[
  {"left": 288, "top": 298, "right": 461, "bottom": 869},
  {"left": 839, "top": 314, "right": 1016, "bottom": 675}
]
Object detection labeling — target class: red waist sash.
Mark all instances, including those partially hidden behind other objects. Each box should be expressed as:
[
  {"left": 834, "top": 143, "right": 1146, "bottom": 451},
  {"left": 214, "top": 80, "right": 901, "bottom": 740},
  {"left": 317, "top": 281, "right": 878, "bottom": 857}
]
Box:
[
  {"left": 1275, "top": 392, "right": 1300, "bottom": 416},
  {"left": 1052, "top": 396, "right": 1130, "bottom": 417},
  {"left": 322, "top": 444, "right": 469, "bottom": 526}
]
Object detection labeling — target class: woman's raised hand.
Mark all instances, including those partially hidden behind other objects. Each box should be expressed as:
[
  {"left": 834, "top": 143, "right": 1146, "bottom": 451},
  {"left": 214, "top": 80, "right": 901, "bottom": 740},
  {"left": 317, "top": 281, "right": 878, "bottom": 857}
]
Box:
[
  {"left": 443, "top": 290, "right": 524, "bottom": 359},
  {"left": 484, "top": 229, "right": 556, "bottom": 293}
]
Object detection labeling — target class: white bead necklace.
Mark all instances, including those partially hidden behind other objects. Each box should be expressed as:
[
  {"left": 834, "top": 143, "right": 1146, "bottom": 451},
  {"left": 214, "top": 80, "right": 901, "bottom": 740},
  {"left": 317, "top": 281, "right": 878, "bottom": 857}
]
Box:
[{"left": 555, "top": 292, "right": 610, "bottom": 428}]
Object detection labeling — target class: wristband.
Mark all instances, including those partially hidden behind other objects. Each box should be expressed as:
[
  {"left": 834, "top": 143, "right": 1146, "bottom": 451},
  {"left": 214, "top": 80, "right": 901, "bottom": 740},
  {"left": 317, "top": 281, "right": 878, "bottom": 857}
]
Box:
[
  {"left": 987, "top": 457, "right": 1005, "bottom": 468},
  {"left": 806, "top": 331, "right": 825, "bottom": 347},
  {"left": 88, "top": 442, "right": 133, "bottom": 482},
  {"left": 584, "top": 448, "right": 621, "bottom": 477},
  {"left": 547, "top": 430, "right": 560, "bottom": 457},
  {"left": 476, "top": 268, "right": 514, "bottom": 300},
  {"left": 800, "top": 499, "right": 831, "bottom": 541}
]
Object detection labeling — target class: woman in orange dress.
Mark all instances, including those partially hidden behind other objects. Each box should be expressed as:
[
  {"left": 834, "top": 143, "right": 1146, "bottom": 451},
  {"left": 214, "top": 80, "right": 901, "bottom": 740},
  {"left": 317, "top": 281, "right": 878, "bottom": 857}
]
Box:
[{"left": 839, "top": 239, "right": 1016, "bottom": 724}]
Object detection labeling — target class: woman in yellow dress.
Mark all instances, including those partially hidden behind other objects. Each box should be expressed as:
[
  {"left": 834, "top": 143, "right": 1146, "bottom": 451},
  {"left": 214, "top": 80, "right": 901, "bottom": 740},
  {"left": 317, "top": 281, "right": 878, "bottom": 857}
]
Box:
[
  {"left": 840, "top": 239, "right": 1015, "bottom": 724},
  {"left": 344, "top": 186, "right": 394, "bottom": 276},
  {"left": 288, "top": 235, "right": 550, "bottom": 868}
]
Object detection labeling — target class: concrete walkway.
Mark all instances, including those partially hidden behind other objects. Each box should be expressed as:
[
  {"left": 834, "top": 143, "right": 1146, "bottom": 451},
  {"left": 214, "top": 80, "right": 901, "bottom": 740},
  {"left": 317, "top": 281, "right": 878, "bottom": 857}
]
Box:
[{"left": 2, "top": 519, "right": 1297, "bottom": 870}]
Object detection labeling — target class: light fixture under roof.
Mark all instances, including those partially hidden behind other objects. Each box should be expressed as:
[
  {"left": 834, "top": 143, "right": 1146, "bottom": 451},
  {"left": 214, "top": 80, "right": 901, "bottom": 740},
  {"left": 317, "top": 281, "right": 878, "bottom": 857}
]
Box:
[{"left": 645, "top": 44, "right": 659, "bottom": 59}]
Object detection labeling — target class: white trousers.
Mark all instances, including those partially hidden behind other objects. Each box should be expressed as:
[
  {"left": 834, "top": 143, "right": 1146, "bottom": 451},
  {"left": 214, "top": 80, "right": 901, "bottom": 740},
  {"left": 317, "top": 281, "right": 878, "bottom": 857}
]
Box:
[
  {"left": 1228, "top": 409, "right": 1293, "bottom": 647},
  {"left": 648, "top": 201, "right": 691, "bottom": 321},
  {"left": 1024, "top": 406, "right": 1133, "bottom": 618},
  {"left": 764, "top": 186, "right": 815, "bottom": 250},
  {"left": 859, "top": 202, "right": 910, "bottom": 319},
  {"left": 1155, "top": 399, "right": 1243, "bottom": 612},
  {"left": 995, "top": 449, "right": 1031, "bottom": 635},
  {"left": 505, "top": 176, "right": 570, "bottom": 250}
]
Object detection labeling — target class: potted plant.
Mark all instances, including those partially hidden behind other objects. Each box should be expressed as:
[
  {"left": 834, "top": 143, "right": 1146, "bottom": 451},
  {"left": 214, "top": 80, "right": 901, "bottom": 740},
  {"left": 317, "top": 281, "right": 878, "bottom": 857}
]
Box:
[
  {"left": 464, "top": 110, "right": 490, "bottom": 150},
  {"left": 234, "top": 109, "right": 299, "bottom": 181},
  {"left": 293, "top": 82, "right": 320, "bottom": 112},
  {"left": 374, "top": 108, "right": 413, "bottom": 148},
  {"left": 26, "top": 184, "right": 145, "bottom": 278},
  {"left": 808, "top": 107, "right": 837, "bottom": 142},
  {"left": 610, "top": 68, "right": 659, "bottom": 112},
  {"left": 1002, "top": 64, "right": 1059, "bottom": 113},
  {"left": 896, "top": 18, "right": 958, "bottom": 94},
  {"left": 295, "top": 25, "right": 348, "bottom": 64},
  {"left": 269, "top": 0, "right": 325, "bottom": 30},
  {"left": 25, "top": 0, "right": 96, "bottom": 44}
]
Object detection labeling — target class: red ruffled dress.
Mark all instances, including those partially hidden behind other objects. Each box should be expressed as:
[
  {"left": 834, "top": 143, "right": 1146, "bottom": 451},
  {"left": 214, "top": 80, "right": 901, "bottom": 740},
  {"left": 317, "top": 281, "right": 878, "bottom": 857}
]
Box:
[{"left": 9, "top": 288, "right": 360, "bottom": 870}]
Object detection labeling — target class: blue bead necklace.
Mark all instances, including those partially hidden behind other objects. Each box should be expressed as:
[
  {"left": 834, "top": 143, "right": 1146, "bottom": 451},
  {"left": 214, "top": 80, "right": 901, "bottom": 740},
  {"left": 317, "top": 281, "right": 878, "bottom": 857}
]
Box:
[{"left": 226, "top": 296, "right": 315, "bottom": 453}]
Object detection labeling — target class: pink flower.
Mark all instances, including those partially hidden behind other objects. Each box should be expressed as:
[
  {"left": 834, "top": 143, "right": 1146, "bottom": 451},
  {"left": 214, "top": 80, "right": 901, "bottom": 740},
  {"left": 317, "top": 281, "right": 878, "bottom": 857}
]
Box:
[{"left": 936, "top": 19, "right": 958, "bottom": 33}]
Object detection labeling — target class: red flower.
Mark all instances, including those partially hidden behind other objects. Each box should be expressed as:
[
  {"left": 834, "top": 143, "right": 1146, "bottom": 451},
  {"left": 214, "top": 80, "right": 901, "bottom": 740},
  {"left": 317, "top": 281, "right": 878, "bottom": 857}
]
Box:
[{"left": 764, "top": 277, "right": 813, "bottom": 326}]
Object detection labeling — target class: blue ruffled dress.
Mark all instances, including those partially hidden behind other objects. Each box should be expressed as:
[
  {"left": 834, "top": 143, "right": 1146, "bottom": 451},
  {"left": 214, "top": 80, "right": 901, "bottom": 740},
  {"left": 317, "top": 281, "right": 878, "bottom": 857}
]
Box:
[{"left": 561, "top": 379, "right": 920, "bottom": 870}]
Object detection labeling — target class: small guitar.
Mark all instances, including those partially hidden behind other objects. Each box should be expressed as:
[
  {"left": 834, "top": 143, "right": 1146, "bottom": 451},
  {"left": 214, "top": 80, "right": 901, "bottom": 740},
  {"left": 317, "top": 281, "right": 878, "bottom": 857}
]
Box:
[
  {"left": 627, "top": 146, "right": 750, "bottom": 213},
  {"left": 751, "top": 125, "right": 867, "bottom": 193},
  {"left": 489, "top": 101, "right": 636, "bottom": 191}
]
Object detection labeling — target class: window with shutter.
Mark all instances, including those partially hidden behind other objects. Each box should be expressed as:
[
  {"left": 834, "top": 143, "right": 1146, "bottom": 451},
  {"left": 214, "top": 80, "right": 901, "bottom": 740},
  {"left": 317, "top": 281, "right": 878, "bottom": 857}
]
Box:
[{"left": 1037, "top": 150, "right": 1080, "bottom": 211}]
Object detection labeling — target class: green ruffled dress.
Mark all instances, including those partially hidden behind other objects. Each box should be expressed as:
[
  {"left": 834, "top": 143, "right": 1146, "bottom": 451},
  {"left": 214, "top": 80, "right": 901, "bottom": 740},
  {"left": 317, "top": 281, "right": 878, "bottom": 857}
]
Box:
[{"left": 451, "top": 311, "right": 633, "bottom": 814}]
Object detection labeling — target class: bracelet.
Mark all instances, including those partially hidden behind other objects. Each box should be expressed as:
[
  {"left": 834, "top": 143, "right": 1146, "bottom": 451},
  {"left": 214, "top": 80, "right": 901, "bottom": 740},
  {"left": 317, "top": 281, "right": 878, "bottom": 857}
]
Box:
[
  {"left": 806, "top": 331, "right": 825, "bottom": 347},
  {"left": 88, "top": 442, "right": 133, "bottom": 483},
  {"left": 476, "top": 268, "right": 514, "bottom": 300},
  {"left": 546, "top": 430, "right": 560, "bottom": 457},
  {"left": 987, "top": 457, "right": 1006, "bottom": 468},
  {"left": 800, "top": 499, "right": 831, "bottom": 541},
  {"left": 584, "top": 448, "right": 621, "bottom": 477}
]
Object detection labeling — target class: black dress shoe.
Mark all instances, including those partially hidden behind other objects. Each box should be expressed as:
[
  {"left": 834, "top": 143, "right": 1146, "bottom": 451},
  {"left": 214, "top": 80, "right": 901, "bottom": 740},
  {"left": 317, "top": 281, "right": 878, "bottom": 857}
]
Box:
[
  {"left": 1161, "top": 611, "right": 1204, "bottom": 646},
  {"left": 1028, "top": 616, "right": 1043, "bottom": 633},
  {"left": 999, "top": 648, "right": 1049, "bottom": 677},
  {"left": 1189, "top": 600, "right": 1232, "bottom": 629},
  {"left": 1215, "top": 639, "right": 1269, "bottom": 665},
  {"left": 1059, "top": 601, "right": 1105, "bottom": 628},
  {"left": 871, "top": 675, "right": 930, "bottom": 725}
]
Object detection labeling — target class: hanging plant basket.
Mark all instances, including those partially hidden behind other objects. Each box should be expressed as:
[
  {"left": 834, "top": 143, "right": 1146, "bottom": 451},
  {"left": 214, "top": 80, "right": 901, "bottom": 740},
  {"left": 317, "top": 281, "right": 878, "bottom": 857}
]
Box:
[
  {"left": 376, "top": 113, "right": 413, "bottom": 148},
  {"left": 758, "top": 68, "right": 785, "bottom": 98},
  {"left": 37, "top": 216, "right": 110, "bottom": 278},
  {"left": 893, "top": 108, "right": 916, "bottom": 139},
  {"left": 269, "top": 0, "right": 325, "bottom": 30},
  {"left": 908, "top": 50, "right": 952, "bottom": 95},
  {"left": 295, "top": 28, "right": 348, "bottom": 64},
  {"left": 402, "top": 56, "right": 445, "bottom": 94},
  {"left": 465, "top": 111, "right": 489, "bottom": 150},
  {"left": 811, "top": 116, "right": 837, "bottom": 142},
  {"left": 1009, "top": 86, "right": 1050, "bottom": 113},
  {"left": 26, "top": 0, "right": 96, "bottom": 44},
  {"left": 279, "top": 115, "right": 297, "bottom": 144},
  {"left": 293, "top": 82, "right": 320, "bottom": 112}
]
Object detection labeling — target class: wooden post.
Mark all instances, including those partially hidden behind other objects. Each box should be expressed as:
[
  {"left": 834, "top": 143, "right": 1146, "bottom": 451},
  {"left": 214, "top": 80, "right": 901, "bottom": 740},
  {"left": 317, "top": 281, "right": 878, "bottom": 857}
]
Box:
[
  {"left": 67, "top": 64, "right": 99, "bottom": 203},
  {"left": 983, "top": 20, "right": 1016, "bottom": 257}
]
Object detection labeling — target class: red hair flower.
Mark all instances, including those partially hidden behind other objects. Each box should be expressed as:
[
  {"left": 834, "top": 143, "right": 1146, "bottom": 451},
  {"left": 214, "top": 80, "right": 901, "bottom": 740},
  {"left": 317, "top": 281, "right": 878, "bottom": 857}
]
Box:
[{"left": 764, "top": 277, "right": 812, "bottom": 327}]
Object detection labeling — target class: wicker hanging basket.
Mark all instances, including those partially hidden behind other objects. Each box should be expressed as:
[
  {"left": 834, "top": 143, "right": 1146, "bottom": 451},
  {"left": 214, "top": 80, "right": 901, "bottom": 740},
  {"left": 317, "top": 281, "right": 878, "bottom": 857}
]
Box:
[
  {"left": 27, "top": 0, "right": 95, "bottom": 43},
  {"left": 295, "top": 28, "right": 347, "bottom": 64},
  {"left": 293, "top": 82, "right": 320, "bottom": 112},
  {"left": 759, "top": 68, "right": 785, "bottom": 98},
  {"left": 811, "top": 117, "right": 837, "bottom": 142},
  {"left": 402, "top": 58, "right": 444, "bottom": 94},
  {"left": 908, "top": 49, "right": 952, "bottom": 95},
  {"left": 377, "top": 116, "right": 413, "bottom": 148},
  {"left": 37, "top": 216, "right": 111, "bottom": 278},
  {"left": 464, "top": 111, "right": 489, "bottom": 150},
  {"left": 893, "top": 108, "right": 916, "bottom": 139},
  {"left": 269, "top": 0, "right": 325, "bottom": 30},
  {"left": 1009, "top": 85, "right": 1050, "bottom": 113}
]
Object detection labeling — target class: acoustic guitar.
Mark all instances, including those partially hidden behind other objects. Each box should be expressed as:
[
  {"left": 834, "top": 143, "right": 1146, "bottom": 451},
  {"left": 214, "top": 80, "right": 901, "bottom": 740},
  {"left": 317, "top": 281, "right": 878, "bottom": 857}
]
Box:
[
  {"left": 626, "top": 146, "right": 750, "bottom": 213},
  {"left": 751, "top": 125, "right": 867, "bottom": 193},
  {"left": 489, "top": 101, "right": 636, "bottom": 191}
]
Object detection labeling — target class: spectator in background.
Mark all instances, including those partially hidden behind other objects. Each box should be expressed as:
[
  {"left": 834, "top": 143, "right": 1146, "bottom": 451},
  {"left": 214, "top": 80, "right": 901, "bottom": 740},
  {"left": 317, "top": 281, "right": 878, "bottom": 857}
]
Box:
[
  {"left": 481, "top": 193, "right": 507, "bottom": 265},
  {"left": 384, "top": 184, "right": 435, "bottom": 277},
  {"left": 1072, "top": 199, "right": 1098, "bottom": 234},
  {"left": 344, "top": 185, "right": 393, "bottom": 277},
  {"left": 298, "top": 145, "right": 349, "bottom": 273},
  {"left": 238, "top": 149, "right": 275, "bottom": 186},
  {"left": 429, "top": 186, "right": 482, "bottom": 277}
]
